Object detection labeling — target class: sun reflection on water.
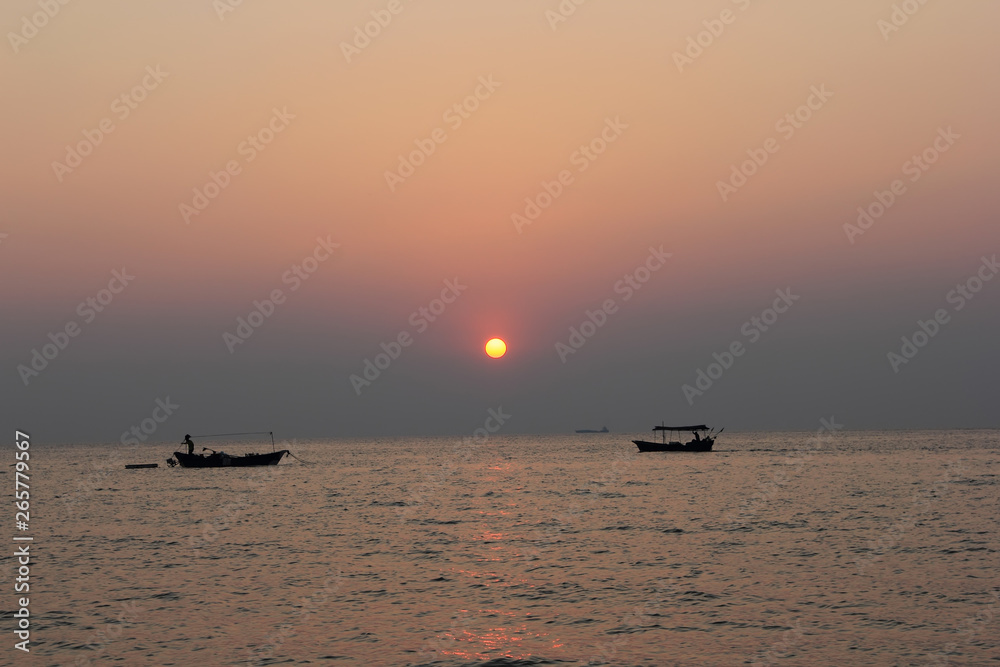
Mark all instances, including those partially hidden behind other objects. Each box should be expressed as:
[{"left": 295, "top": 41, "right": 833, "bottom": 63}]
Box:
[{"left": 432, "top": 609, "right": 563, "bottom": 662}]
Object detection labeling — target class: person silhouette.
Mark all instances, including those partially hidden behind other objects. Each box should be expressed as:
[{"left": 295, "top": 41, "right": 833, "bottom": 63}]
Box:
[{"left": 182, "top": 434, "right": 195, "bottom": 455}]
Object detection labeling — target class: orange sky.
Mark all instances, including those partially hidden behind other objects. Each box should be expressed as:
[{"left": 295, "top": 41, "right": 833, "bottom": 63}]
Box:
[{"left": 3, "top": 0, "right": 999, "bottom": 438}]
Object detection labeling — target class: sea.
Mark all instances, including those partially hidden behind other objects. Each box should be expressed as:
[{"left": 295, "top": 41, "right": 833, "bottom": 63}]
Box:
[{"left": 15, "top": 429, "right": 1000, "bottom": 666}]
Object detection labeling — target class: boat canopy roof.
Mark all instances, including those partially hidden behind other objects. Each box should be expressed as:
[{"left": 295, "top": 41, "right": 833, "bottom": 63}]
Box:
[{"left": 653, "top": 424, "right": 709, "bottom": 431}]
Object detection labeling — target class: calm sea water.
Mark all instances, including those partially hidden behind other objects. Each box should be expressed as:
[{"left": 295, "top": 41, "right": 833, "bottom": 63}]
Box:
[{"left": 16, "top": 430, "right": 1000, "bottom": 666}]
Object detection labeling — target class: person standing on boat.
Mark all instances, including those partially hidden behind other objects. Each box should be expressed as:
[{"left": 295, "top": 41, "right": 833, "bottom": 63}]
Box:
[{"left": 182, "top": 434, "right": 195, "bottom": 455}]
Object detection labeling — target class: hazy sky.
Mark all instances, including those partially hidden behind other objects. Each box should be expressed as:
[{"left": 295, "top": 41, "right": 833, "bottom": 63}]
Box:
[{"left": 2, "top": 0, "right": 998, "bottom": 443}]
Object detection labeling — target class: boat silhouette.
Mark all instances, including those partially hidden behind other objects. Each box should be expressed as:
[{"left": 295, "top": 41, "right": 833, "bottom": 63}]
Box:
[
  {"left": 172, "top": 448, "right": 288, "bottom": 468},
  {"left": 169, "top": 430, "right": 287, "bottom": 467},
  {"left": 633, "top": 424, "right": 721, "bottom": 452}
]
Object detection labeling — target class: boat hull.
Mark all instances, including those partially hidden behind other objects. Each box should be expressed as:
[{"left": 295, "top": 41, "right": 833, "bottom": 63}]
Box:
[
  {"left": 173, "top": 450, "right": 288, "bottom": 468},
  {"left": 633, "top": 439, "right": 714, "bottom": 453}
]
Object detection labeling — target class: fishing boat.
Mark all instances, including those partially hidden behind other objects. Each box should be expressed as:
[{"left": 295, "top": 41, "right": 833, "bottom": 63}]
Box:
[
  {"left": 169, "top": 431, "right": 288, "bottom": 468},
  {"left": 633, "top": 424, "right": 720, "bottom": 452},
  {"left": 171, "top": 449, "right": 288, "bottom": 468}
]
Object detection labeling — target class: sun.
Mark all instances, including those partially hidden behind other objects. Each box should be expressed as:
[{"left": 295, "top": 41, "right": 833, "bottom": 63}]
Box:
[{"left": 485, "top": 338, "right": 507, "bottom": 359}]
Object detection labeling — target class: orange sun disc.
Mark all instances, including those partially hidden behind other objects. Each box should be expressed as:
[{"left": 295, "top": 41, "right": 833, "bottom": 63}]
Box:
[{"left": 485, "top": 338, "right": 507, "bottom": 359}]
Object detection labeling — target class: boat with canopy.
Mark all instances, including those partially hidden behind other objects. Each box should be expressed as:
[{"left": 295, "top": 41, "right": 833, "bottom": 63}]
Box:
[{"left": 632, "top": 424, "right": 721, "bottom": 452}]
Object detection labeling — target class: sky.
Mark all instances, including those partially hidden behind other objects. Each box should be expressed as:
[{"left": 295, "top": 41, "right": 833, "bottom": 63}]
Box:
[{"left": 2, "top": 0, "right": 998, "bottom": 443}]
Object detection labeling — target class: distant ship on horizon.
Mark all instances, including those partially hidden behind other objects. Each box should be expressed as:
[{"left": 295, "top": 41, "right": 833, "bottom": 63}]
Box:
[{"left": 575, "top": 426, "right": 609, "bottom": 433}]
